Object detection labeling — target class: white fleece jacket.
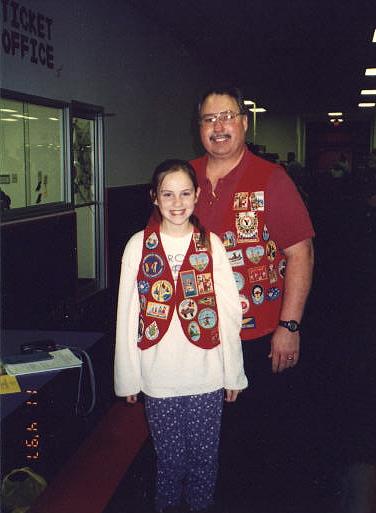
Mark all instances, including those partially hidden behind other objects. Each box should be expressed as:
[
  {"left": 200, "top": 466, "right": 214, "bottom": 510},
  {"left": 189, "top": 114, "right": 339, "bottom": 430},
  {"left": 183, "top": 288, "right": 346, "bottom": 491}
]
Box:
[{"left": 114, "top": 230, "right": 247, "bottom": 398}]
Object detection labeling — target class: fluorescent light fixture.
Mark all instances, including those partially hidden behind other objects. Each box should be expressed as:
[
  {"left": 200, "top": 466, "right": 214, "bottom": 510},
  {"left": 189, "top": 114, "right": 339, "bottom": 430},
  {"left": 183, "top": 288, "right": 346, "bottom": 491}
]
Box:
[
  {"left": 328, "top": 112, "right": 343, "bottom": 116},
  {"left": 361, "top": 89, "right": 376, "bottom": 95},
  {"left": 358, "top": 102, "right": 376, "bottom": 107},
  {"left": 373, "top": 29, "right": 376, "bottom": 42},
  {"left": 48, "top": 117, "right": 59, "bottom": 121},
  {"left": 249, "top": 107, "right": 266, "bottom": 113},
  {"left": 1, "top": 118, "right": 18, "bottom": 122},
  {"left": 244, "top": 100, "right": 255, "bottom": 105},
  {"left": 0, "top": 108, "right": 18, "bottom": 113},
  {"left": 365, "top": 68, "right": 376, "bottom": 76},
  {"left": 11, "top": 114, "right": 38, "bottom": 119}
]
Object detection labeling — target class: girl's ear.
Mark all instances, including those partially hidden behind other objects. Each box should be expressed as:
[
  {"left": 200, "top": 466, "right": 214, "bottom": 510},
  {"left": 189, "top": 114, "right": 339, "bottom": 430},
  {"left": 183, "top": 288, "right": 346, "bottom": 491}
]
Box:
[{"left": 150, "top": 190, "right": 158, "bottom": 206}]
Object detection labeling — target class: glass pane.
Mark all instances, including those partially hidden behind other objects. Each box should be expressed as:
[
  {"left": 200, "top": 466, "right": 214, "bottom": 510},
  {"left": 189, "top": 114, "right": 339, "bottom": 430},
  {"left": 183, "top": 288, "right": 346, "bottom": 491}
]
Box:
[
  {"left": 27, "top": 103, "right": 65, "bottom": 206},
  {"left": 0, "top": 98, "right": 65, "bottom": 211},
  {"left": 73, "top": 118, "right": 95, "bottom": 204},
  {"left": 76, "top": 204, "right": 96, "bottom": 283},
  {"left": 0, "top": 98, "right": 27, "bottom": 209}
]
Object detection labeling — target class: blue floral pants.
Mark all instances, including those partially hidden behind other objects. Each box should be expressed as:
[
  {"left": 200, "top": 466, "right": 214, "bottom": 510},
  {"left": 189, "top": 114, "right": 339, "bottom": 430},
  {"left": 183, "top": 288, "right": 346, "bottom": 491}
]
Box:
[{"left": 144, "top": 389, "right": 223, "bottom": 512}]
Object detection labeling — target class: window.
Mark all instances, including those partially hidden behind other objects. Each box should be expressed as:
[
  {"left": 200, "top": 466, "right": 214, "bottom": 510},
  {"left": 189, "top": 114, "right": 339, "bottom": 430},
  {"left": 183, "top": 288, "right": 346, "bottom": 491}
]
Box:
[
  {"left": 0, "top": 93, "right": 69, "bottom": 215},
  {"left": 1, "top": 92, "right": 106, "bottom": 295}
]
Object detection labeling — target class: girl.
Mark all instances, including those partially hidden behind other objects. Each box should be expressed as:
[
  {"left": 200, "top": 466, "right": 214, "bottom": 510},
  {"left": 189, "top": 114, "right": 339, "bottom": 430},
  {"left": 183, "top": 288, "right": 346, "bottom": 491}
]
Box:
[{"left": 114, "top": 159, "right": 247, "bottom": 513}]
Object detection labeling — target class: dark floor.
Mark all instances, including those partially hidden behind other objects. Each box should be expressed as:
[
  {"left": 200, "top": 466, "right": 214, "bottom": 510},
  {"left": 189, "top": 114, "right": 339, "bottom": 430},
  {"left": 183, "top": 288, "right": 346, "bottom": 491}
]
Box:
[{"left": 103, "top": 177, "right": 376, "bottom": 513}]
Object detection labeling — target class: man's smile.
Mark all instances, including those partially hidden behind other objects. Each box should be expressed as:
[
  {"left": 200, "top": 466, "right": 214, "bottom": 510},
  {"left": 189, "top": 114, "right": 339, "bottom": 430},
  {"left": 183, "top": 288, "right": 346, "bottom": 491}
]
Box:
[{"left": 210, "top": 133, "right": 231, "bottom": 142}]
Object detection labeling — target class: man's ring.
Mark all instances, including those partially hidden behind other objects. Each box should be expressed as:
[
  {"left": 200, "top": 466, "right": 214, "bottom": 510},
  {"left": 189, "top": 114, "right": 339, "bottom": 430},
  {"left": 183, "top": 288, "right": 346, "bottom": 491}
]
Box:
[{"left": 287, "top": 355, "right": 294, "bottom": 360}]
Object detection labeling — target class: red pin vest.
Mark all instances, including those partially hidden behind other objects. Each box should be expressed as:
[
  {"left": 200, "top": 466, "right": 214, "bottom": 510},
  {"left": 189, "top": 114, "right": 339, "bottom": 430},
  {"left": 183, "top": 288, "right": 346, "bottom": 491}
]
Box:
[
  {"left": 137, "top": 225, "right": 221, "bottom": 350},
  {"left": 192, "top": 152, "right": 286, "bottom": 340}
]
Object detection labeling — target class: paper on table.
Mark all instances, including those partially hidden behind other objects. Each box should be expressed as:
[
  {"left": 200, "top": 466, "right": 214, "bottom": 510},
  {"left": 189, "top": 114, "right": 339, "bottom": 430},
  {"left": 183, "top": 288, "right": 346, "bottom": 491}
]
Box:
[
  {"left": 0, "top": 375, "right": 21, "bottom": 394},
  {"left": 4, "top": 348, "right": 82, "bottom": 376}
]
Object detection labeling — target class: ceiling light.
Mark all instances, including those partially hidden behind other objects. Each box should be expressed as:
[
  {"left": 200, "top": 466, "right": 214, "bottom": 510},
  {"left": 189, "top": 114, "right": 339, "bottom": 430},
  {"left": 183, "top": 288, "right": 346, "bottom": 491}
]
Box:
[
  {"left": 48, "top": 117, "right": 59, "bottom": 121},
  {"left": 10, "top": 114, "right": 38, "bottom": 119},
  {"left": 0, "top": 108, "right": 18, "bottom": 113},
  {"left": 328, "top": 112, "right": 343, "bottom": 116},
  {"left": 365, "top": 68, "right": 376, "bottom": 76},
  {"left": 373, "top": 29, "right": 376, "bottom": 42},
  {"left": 361, "top": 90, "right": 376, "bottom": 95},
  {"left": 249, "top": 108, "right": 266, "bottom": 113},
  {"left": 244, "top": 100, "right": 255, "bottom": 105},
  {"left": 358, "top": 102, "right": 376, "bottom": 107},
  {"left": 1, "top": 118, "right": 18, "bottom": 122}
]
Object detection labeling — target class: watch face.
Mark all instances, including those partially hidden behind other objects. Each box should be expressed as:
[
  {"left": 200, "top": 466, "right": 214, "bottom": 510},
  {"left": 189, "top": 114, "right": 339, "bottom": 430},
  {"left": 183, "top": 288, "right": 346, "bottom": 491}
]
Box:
[{"left": 288, "top": 321, "right": 299, "bottom": 332}]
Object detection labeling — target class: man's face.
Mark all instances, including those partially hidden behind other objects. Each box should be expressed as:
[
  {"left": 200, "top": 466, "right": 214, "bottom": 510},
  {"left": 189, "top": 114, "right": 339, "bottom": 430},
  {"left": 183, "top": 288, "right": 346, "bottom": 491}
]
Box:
[{"left": 199, "top": 94, "right": 248, "bottom": 160}]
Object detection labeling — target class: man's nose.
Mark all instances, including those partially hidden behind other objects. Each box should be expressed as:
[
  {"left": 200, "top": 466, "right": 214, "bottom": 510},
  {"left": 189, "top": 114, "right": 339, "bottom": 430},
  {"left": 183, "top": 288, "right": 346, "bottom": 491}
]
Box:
[{"left": 213, "top": 118, "right": 224, "bottom": 131}]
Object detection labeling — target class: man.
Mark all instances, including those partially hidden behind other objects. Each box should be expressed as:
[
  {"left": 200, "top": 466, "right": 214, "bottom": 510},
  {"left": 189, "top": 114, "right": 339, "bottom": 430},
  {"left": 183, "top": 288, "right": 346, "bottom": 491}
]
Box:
[{"left": 190, "top": 85, "right": 315, "bottom": 507}]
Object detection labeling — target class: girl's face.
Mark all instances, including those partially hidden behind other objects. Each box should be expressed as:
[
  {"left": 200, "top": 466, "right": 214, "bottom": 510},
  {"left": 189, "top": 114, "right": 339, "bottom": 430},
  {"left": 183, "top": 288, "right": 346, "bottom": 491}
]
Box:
[{"left": 154, "top": 169, "right": 200, "bottom": 232}]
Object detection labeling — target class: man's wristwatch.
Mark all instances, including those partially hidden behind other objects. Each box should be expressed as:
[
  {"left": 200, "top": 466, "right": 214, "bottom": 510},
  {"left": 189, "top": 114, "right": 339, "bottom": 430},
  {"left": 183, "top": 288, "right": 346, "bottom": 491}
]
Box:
[{"left": 278, "top": 320, "right": 300, "bottom": 332}]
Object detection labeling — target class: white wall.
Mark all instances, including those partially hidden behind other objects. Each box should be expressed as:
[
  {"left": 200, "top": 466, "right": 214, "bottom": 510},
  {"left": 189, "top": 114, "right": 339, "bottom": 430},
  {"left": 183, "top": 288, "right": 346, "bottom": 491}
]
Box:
[{"left": 1, "top": 0, "right": 211, "bottom": 187}]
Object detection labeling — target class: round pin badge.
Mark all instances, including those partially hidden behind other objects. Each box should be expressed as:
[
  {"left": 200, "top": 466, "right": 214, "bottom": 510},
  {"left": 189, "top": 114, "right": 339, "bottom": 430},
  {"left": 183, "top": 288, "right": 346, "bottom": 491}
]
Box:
[
  {"left": 188, "top": 321, "right": 201, "bottom": 342},
  {"left": 145, "top": 232, "right": 159, "bottom": 250},
  {"left": 233, "top": 272, "right": 245, "bottom": 291},
  {"left": 142, "top": 253, "right": 164, "bottom": 278},
  {"left": 198, "top": 308, "right": 217, "bottom": 329},
  {"left": 138, "top": 280, "right": 150, "bottom": 294},
  {"left": 151, "top": 280, "right": 173, "bottom": 302},
  {"left": 145, "top": 321, "right": 159, "bottom": 340},
  {"left": 239, "top": 294, "right": 250, "bottom": 314},
  {"left": 189, "top": 253, "right": 209, "bottom": 271},
  {"left": 178, "top": 299, "right": 198, "bottom": 320}
]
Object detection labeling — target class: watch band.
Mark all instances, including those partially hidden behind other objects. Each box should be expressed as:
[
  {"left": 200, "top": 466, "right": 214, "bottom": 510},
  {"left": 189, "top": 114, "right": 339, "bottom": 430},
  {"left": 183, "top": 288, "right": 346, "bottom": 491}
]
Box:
[{"left": 278, "top": 320, "right": 300, "bottom": 332}]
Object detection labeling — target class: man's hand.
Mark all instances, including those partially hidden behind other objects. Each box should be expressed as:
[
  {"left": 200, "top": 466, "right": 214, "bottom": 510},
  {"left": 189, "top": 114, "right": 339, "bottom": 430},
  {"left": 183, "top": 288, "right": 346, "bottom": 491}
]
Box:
[
  {"left": 268, "top": 237, "right": 313, "bottom": 373},
  {"left": 269, "top": 326, "right": 300, "bottom": 373},
  {"left": 225, "top": 389, "right": 241, "bottom": 402},
  {"left": 126, "top": 395, "right": 138, "bottom": 404}
]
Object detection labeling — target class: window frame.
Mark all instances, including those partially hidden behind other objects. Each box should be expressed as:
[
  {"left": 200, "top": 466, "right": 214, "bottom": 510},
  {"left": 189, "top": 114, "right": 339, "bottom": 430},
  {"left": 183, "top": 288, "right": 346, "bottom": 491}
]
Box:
[{"left": 70, "top": 101, "right": 107, "bottom": 292}]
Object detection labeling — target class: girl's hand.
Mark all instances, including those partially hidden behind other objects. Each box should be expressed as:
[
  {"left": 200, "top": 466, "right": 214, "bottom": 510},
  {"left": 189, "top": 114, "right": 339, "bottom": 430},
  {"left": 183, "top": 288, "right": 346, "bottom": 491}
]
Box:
[
  {"left": 225, "top": 389, "right": 241, "bottom": 402},
  {"left": 126, "top": 395, "right": 138, "bottom": 404}
]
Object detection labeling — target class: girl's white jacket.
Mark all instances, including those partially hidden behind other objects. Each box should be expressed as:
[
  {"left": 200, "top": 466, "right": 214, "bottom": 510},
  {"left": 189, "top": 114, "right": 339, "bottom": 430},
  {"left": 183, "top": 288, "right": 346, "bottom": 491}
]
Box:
[{"left": 114, "top": 230, "right": 248, "bottom": 399}]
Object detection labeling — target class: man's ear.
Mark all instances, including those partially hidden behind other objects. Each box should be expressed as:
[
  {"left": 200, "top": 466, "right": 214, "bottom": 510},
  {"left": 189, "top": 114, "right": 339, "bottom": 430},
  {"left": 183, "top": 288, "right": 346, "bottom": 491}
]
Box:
[{"left": 242, "top": 114, "right": 248, "bottom": 134}]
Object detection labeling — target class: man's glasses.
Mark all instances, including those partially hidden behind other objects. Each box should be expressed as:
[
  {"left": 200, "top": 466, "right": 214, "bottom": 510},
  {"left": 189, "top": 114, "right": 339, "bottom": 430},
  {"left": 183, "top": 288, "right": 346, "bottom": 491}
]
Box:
[{"left": 199, "top": 110, "right": 243, "bottom": 125}]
